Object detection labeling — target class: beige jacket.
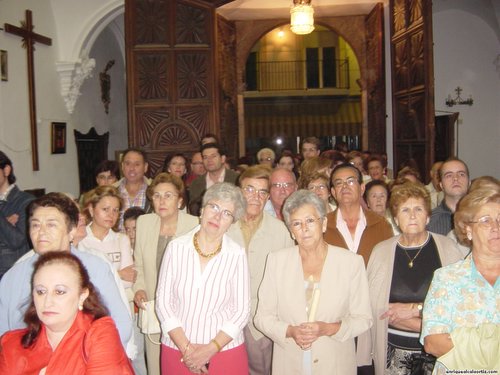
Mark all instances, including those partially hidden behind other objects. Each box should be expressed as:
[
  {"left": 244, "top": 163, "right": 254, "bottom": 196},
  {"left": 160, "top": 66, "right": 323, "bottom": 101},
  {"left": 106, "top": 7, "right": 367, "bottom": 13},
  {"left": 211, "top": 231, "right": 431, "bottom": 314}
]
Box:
[
  {"left": 357, "top": 233, "right": 463, "bottom": 375},
  {"left": 227, "top": 212, "right": 294, "bottom": 340},
  {"left": 132, "top": 212, "right": 198, "bottom": 299},
  {"left": 255, "top": 245, "right": 373, "bottom": 375}
]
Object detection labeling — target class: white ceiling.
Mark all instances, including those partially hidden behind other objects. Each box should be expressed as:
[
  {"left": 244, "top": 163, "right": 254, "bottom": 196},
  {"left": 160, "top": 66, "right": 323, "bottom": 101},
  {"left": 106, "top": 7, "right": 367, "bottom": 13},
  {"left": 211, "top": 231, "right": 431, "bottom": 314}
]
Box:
[{"left": 217, "top": 0, "right": 383, "bottom": 20}]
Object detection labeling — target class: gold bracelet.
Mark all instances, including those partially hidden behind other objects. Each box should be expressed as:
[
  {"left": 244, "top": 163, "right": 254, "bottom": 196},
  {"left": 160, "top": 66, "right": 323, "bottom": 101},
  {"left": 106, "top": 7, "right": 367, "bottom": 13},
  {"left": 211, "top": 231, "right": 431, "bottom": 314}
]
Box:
[
  {"left": 182, "top": 341, "right": 191, "bottom": 355},
  {"left": 211, "top": 338, "right": 222, "bottom": 352}
]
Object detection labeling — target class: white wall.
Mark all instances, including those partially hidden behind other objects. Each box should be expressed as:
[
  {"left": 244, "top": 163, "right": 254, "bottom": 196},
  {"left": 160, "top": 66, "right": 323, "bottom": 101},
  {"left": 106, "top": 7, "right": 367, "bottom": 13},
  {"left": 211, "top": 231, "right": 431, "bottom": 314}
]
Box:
[
  {"left": 433, "top": 1, "right": 500, "bottom": 178},
  {"left": 0, "top": 0, "right": 125, "bottom": 196},
  {"left": 0, "top": 0, "right": 78, "bottom": 194},
  {"left": 71, "top": 16, "right": 127, "bottom": 160},
  {"left": 1, "top": 0, "right": 497, "bottom": 197}
]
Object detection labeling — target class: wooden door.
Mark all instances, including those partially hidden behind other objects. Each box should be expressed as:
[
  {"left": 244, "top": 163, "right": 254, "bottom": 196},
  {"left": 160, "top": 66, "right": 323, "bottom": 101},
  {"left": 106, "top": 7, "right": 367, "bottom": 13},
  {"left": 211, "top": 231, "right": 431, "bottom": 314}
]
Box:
[
  {"left": 125, "top": 0, "right": 219, "bottom": 176},
  {"left": 390, "top": 0, "right": 435, "bottom": 179},
  {"left": 74, "top": 128, "right": 109, "bottom": 194},
  {"left": 434, "top": 113, "right": 458, "bottom": 161},
  {"left": 365, "top": 3, "right": 386, "bottom": 154}
]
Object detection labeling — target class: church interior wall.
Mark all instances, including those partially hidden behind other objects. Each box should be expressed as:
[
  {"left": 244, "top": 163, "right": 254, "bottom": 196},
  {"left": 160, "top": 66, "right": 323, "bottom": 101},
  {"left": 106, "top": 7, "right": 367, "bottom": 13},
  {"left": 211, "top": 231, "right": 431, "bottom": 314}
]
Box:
[
  {"left": 432, "top": 3, "right": 500, "bottom": 178},
  {"left": 71, "top": 19, "right": 127, "bottom": 161},
  {"left": 0, "top": 0, "right": 80, "bottom": 196},
  {"left": 0, "top": 0, "right": 498, "bottom": 199}
]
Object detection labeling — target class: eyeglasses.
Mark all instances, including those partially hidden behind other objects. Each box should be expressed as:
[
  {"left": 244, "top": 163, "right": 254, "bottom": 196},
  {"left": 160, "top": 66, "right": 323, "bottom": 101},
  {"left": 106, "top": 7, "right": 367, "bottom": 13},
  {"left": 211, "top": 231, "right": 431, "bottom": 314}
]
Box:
[
  {"left": 308, "top": 184, "right": 328, "bottom": 192},
  {"left": 332, "top": 176, "right": 358, "bottom": 189},
  {"left": 469, "top": 214, "right": 500, "bottom": 229},
  {"left": 259, "top": 157, "right": 273, "bottom": 162},
  {"left": 242, "top": 185, "right": 269, "bottom": 199},
  {"left": 191, "top": 161, "right": 203, "bottom": 166},
  {"left": 205, "top": 203, "right": 234, "bottom": 221},
  {"left": 152, "top": 191, "right": 179, "bottom": 201},
  {"left": 290, "top": 217, "right": 323, "bottom": 231},
  {"left": 271, "top": 182, "right": 295, "bottom": 189}
]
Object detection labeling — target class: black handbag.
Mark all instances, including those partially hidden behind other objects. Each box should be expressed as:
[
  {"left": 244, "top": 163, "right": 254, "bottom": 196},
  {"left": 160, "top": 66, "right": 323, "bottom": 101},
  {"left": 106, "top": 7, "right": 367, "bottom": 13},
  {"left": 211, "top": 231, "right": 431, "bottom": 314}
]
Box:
[{"left": 406, "top": 351, "right": 436, "bottom": 375}]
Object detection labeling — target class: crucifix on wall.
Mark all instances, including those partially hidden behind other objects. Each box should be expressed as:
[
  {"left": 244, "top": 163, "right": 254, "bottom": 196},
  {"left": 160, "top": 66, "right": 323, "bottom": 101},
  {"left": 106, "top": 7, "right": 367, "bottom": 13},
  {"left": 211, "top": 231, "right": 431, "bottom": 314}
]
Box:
[{"left": 4, "top": 9, "right": 52, "bottom": 171}]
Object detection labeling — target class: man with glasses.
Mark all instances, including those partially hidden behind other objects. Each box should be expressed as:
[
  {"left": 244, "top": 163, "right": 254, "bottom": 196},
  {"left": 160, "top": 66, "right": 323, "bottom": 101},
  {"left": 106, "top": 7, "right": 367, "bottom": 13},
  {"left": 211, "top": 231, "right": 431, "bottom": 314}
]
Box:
[
  {"left": 185, "top": 152, "right": 206, "bottom": 188},
  {"left": 188, "top": 143, "right": 238, "bottom": 216},
  {"left": 301, "top": 136, "right": 321, "bottom": 161},
  {"left": 264, "top": 168, "right": 298, "bottom": 220},
  {"left": 324, "top": 163, "right": 393, "bottom": 267},
  {"left": 427, "top": 157, "right": 470, "bottom": 235},
  {"left": 228, "top": 165, "right": 293, "bottom": 375}
]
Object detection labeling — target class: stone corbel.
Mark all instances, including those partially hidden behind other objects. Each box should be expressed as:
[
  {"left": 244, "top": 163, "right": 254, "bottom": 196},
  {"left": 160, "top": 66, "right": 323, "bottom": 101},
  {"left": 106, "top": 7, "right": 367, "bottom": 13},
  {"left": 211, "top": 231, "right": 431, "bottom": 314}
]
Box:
[{"left": 56, "top": 57, "right": 96, "bottom": 114}]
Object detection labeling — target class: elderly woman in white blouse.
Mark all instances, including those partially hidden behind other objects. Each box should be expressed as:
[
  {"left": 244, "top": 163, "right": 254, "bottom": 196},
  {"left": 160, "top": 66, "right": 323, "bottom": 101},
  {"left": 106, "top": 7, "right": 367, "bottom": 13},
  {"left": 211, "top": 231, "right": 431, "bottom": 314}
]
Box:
[{"left": 156, "top": 182, "right": 250, "bottom": 375}]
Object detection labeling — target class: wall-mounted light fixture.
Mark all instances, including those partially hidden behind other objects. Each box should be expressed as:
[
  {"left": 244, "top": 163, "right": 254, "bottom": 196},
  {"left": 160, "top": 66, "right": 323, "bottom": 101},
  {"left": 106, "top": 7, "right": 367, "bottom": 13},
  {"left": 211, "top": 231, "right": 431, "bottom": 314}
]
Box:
[
  {"left": 445, "top": 87, "right": 473, "bottom": 107},
  {"left": 290, "top": 0, "right": 314, "bottom": 35}
]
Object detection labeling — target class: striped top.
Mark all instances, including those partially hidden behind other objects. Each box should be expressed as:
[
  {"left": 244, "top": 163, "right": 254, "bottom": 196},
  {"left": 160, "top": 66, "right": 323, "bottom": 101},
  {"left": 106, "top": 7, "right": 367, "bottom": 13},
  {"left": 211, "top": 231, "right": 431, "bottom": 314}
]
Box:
[{"left": 156, "top": 226, "right": 250, "bottom": 351}]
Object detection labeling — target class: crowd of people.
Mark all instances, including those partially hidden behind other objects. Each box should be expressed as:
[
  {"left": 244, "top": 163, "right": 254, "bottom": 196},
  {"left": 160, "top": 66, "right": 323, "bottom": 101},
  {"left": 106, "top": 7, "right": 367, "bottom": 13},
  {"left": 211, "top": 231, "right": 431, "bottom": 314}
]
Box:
[{"left": 0, "top": 135, "right": 498, "bottom": 375}]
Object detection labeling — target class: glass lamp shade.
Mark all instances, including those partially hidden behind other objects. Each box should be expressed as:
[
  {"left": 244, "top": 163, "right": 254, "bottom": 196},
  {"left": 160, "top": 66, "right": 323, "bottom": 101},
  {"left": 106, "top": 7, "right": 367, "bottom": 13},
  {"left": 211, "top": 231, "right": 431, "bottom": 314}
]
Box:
[{"left": 290, "top": 4, "right": 315, "bottom": 35}]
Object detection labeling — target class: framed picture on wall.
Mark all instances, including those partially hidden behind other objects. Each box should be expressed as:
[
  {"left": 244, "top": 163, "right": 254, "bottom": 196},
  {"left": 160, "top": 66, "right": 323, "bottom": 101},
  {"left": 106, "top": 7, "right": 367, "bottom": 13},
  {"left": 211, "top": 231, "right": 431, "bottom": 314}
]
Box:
[
  {"left": 1, "top": 50, "right": 7, "bottom": 82},
  {"left": 51, "top": 122, "right": 67, "bottom": 154}
]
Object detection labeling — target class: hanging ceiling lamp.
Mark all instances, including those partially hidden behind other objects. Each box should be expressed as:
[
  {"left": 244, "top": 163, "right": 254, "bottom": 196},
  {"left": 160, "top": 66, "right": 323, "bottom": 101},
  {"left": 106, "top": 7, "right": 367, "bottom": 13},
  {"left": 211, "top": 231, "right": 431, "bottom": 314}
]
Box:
[{"left": 290, "top": 0, "right": 315, "bottom": 35}]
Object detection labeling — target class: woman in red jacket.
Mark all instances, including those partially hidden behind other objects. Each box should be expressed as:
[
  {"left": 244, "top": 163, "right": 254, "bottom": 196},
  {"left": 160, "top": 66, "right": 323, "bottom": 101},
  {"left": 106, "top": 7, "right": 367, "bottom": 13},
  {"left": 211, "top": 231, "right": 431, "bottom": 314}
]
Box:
[{"left": 0, "top": 251, "right": 134, "bottom": 375}]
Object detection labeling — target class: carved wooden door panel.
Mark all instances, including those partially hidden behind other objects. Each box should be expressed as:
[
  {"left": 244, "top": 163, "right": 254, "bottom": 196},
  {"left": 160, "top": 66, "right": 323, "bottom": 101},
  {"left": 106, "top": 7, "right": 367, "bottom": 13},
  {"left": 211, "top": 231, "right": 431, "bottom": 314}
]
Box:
[
  {"left": 365, "top": 3, "right": 386, "bottom": 154},
  {"left": 390, "top": 0, "right": 435, "bottom": 178},
  {"left": 125, "top": 0, "right": 218, "bottom": 176}
]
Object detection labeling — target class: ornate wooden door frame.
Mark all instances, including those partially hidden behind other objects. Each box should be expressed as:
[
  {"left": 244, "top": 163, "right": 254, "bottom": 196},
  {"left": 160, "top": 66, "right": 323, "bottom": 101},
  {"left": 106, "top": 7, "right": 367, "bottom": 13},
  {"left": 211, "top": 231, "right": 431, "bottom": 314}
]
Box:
[
  {"left": 390, "top": 0, "right": 435, "bottom": 178},
  {"left": 125, "top": 0, "right": 220, "bottom": 176}
]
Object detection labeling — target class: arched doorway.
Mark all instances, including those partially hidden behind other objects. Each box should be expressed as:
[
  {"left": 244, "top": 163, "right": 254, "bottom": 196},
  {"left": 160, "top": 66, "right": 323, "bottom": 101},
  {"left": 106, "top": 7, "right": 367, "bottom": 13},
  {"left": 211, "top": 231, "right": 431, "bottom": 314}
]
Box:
[
  {"left": 70, "top": 12, "right": 128, "bottom": 160},
  {"left": 233, "top": 4, "right": 386, "bottom": 161},
  {"left": 242, "top": 24, "right": 362, "bottom": 160}
]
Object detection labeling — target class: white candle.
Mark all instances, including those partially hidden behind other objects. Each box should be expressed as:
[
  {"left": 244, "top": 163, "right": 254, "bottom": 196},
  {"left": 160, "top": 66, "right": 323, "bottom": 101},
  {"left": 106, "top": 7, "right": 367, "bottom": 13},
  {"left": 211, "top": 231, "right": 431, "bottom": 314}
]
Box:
[{"left": 308, "top": 288, "right": 320, "bottom": 322}]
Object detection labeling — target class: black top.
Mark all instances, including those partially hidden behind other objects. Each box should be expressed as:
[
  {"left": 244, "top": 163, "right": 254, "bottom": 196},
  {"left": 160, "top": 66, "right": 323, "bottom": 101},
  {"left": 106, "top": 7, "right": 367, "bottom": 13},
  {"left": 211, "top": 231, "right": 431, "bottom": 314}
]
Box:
[{"left": 388, "top": 235, "right": 441, "bottom": 349}]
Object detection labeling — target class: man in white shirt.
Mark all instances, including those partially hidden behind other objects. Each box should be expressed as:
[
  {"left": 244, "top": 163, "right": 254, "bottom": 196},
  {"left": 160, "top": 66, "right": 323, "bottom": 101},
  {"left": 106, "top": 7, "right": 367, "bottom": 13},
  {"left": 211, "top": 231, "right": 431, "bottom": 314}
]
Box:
[{"left": 324, "top": 163, "right": 393, "bottom": 266}]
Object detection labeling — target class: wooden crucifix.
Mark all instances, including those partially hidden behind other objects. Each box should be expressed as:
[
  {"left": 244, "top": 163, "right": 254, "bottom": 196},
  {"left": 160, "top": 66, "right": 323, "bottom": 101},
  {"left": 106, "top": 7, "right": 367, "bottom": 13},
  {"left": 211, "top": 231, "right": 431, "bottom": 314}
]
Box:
[{"left": 4, "top": 10, "right": 52, "bottom": 171}]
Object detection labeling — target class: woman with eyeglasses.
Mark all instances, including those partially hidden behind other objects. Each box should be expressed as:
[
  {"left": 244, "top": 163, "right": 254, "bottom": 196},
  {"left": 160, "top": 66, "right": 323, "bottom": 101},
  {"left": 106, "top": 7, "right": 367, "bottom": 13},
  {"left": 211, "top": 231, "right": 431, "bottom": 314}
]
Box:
[
  {"left": 420, "top": 186, "right": 500, "bottom": 372},
  {"left": 133, "top": 173, "right": 198, "bottom": 375},
  {"left": 156, "top": 182, "right": 250, "bottom": 375},
  {"left": 357, "top": 182, "right": 463, "bottom": 375},
  {"left": 255, "top": 190, "right": 372, "bottom": 374},
  {"left": 256, "top": 147, "right": 275, "bottom": 167},
  {"left": 305, "top": 172, "right": 337, "bottom": 213}
]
